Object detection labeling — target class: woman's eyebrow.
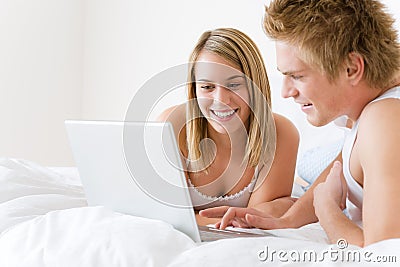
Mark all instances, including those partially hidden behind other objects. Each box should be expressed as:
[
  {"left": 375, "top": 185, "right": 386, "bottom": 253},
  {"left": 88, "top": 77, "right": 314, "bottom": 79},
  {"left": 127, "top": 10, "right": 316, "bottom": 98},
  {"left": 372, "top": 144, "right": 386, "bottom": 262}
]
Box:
[
  {"left": 225, "top": 74, "right": 245, "bottom": 81},
  {"left": 197, "top": 78, "right": 212, "bottom": 82},
  {"left": 196, "top": 75, "right": 245, "bottom": 83}
]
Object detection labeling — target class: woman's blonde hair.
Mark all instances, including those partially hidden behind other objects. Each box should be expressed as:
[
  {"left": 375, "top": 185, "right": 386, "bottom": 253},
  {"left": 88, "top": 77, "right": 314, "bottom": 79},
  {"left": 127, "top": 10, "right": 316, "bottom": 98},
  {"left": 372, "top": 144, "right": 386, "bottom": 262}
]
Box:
[
  {"left": 186, "top": 28, "right": 276, "bottom": 173},
  {"left": 264, "top": 0, "right": 400, "bottom": 89}
]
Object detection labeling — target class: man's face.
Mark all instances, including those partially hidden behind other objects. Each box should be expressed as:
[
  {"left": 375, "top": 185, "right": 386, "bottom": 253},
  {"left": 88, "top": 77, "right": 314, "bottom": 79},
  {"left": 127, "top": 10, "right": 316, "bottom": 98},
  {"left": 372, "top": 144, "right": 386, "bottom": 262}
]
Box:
[{"left": 275, "top": 42, "right": 347, "bottom": 127}]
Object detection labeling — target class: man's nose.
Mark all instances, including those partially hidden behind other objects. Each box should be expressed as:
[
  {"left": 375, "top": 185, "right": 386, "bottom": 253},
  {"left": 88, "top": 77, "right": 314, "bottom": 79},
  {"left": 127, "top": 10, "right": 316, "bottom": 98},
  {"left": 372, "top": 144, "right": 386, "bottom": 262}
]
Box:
[{"left": 281, "top": 76, "right": 298, "bottom": 99}]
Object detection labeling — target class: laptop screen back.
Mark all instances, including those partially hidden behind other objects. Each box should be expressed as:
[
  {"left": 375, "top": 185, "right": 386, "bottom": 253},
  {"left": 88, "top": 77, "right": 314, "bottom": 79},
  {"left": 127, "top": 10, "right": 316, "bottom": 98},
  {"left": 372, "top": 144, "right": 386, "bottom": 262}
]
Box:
[{"left": 65, "top": 120, "right": 201, "bottom": 242}]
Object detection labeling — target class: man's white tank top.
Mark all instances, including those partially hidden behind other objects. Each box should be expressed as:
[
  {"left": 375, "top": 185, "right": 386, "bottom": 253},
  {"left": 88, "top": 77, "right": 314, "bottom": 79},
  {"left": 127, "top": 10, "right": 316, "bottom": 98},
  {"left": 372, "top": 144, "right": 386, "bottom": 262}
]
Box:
[{"left": 341, "top": 86, "right": 400, "bottom": 222}]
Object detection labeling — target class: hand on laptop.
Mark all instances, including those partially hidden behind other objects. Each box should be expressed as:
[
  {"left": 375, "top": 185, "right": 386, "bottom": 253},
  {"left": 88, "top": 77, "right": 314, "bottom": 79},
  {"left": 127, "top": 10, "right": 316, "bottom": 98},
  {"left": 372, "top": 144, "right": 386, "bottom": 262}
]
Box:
[
  {"left": 199, "top": 206, "right": 290, "bottom": 230},
  {"left": 195, "top": 213, "right": 221, "bottom": 226}
]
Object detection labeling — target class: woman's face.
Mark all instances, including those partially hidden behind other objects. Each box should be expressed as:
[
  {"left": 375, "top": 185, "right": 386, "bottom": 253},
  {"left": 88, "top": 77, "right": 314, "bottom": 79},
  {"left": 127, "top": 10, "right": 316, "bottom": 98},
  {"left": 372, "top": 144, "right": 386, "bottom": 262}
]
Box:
[{"left": 194, "top": 51, "right": 251, "bottom": 135}]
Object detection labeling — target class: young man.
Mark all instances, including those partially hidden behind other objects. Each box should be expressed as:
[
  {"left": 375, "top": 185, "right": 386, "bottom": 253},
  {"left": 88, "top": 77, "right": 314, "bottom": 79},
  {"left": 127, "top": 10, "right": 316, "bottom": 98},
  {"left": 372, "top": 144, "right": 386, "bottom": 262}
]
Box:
[{"left": 200, "top": 0, "right": 400, "bottom": 247}]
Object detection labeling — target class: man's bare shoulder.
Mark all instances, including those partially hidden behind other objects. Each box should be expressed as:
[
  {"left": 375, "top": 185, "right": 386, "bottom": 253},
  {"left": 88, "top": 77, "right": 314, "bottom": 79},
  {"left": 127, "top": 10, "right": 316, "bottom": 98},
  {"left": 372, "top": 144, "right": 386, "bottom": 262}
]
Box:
[
  {"left": 357, "top": 98, "right": 400, "bottom": 160},
  {"left": 358, "top": 98, "right": 400, "bottom": 129}
]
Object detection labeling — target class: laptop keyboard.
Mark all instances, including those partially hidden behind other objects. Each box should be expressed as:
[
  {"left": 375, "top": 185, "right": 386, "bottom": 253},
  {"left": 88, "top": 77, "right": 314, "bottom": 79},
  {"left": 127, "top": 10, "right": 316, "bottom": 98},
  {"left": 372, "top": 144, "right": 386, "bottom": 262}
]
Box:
[{"left": 199, "top": 226, "right": 266, "bottom": 242}]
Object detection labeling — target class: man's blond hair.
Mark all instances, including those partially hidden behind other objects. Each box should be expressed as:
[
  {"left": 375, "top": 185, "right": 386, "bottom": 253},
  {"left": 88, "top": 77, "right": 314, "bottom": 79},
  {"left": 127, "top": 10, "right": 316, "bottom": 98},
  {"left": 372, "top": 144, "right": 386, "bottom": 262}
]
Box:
[{"left": 264, "top": 0, "right": 400, "bottom": 89}]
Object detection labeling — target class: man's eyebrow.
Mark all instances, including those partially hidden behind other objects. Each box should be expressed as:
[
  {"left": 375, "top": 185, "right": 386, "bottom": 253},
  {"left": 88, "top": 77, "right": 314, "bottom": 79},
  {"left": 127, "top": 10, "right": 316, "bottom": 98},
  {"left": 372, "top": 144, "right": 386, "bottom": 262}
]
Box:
[{"left": 277, "top": 67, "right": 304, "bottom": 75}]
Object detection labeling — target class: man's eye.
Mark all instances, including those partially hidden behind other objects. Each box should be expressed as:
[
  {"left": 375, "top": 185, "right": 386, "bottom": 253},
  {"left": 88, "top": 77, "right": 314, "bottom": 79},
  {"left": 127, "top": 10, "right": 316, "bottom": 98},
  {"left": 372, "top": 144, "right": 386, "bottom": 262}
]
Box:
[{"left": 291, "top": 75, "right": 302, "bottom": 80}]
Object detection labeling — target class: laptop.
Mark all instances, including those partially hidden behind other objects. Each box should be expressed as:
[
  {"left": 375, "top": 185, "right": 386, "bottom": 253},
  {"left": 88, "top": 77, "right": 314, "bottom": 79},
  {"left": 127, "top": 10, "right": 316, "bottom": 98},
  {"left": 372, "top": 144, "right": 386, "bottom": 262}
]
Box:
[{"left": 65, "top": 120, "right": 274, "bottom": 242}]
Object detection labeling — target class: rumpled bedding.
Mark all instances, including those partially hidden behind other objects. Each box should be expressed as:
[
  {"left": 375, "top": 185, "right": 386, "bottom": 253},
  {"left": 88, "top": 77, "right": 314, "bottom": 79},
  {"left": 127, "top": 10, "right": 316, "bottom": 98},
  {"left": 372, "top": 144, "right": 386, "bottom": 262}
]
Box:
[{"left": 0, "top": 158, "right": 399, "bottom": 266}]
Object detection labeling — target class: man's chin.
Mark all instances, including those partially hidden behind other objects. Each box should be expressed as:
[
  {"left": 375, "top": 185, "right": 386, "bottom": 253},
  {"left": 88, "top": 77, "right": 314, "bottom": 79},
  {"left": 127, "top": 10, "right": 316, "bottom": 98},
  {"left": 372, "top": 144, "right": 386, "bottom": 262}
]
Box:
[{"left": 306, "top": 117, "right": 330, "bottom": 127}]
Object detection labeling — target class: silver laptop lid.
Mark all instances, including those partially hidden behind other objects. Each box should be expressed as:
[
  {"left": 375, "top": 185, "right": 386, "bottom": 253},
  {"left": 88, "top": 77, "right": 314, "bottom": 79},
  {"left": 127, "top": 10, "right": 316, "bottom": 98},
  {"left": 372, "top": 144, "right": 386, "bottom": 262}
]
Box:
[{"left": 65, "top": 120, "right": 201, "bottom": 242}]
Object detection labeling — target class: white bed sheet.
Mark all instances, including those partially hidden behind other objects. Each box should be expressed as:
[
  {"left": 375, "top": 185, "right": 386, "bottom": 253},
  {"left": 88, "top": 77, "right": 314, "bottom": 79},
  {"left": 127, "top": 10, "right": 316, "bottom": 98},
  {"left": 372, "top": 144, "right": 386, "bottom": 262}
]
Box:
[{"left": 0, "top": 158, "right": 399, "bottom": 267}]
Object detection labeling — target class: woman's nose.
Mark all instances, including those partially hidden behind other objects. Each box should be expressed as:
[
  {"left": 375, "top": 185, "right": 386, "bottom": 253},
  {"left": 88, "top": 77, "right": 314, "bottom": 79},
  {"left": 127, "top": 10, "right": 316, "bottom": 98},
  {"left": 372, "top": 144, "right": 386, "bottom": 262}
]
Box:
[{"left": 213, "top": 85, "right": 231, "bottom": 105}]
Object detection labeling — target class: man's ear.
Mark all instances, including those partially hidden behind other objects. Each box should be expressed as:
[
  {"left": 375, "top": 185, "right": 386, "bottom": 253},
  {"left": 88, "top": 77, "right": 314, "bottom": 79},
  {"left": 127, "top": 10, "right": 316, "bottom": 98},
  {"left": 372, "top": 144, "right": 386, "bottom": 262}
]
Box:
[{"left": 346, "top": 52, "right": 364, "bottom": 86}]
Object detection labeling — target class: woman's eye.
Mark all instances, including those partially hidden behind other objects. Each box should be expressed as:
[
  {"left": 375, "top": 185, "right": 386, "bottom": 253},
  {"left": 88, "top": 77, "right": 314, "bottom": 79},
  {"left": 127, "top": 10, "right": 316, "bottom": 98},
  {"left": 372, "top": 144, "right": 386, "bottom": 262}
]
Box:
[
  {"left": 227, "top": 83, "right": 241, "bottom": 89},
  {"left": 200, "top": 84, "right": 214, "bottom": 90}
]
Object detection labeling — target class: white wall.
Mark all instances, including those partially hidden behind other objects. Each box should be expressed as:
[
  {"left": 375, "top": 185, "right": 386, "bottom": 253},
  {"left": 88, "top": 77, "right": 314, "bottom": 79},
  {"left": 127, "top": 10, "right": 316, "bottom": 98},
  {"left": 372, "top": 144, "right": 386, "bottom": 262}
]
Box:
[
  {"left": 81, "top": 0, "right": 400, "bottom": 154},
  {"left": 0, "top": 0, "right": 84, "bottom": 166},
  {"left": 1, "top": 0, "right": 400, "bottom": 166},
  {"left": 80, "top": 0, "right": 342, "bottom": 154},
  {"left": 82, "top": 0, "right": 270, "bottom": 120}
]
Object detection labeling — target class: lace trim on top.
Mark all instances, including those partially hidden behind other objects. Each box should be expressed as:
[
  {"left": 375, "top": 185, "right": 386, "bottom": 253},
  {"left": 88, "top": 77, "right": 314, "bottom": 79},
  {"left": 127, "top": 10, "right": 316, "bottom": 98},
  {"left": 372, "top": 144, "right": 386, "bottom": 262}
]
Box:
[
  {"left": 188, "top": 165, "right": 261, "bottom": 209},
  {"left": 187, "top": 175, "right": 257, "bottom": 201}
]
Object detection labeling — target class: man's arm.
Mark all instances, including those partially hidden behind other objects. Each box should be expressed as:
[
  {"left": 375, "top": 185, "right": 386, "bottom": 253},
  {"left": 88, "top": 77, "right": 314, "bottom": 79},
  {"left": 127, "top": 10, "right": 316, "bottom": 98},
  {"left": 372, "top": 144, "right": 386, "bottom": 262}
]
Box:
[
  {"left": 200, "top": 154, "right": 342, "bottom": 229},
  {"left": 358, "top": 99, "right": 400, "bottom": 246},
  {"left": 313, "top": 161, "right": 364, "bottom": 247},
  {"left": 314, "top": 99, "right": 400, "bottom": 247},
  {"left": 261, "top": 154, "right": 342, "bottom": 229}
]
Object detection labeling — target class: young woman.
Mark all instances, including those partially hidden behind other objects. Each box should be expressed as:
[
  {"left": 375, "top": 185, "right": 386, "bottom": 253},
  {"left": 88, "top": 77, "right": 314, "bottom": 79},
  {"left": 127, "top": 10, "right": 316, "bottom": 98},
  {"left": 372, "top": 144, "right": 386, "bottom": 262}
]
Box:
[{"left": 158, "top": 28, "right": 299, "bottom": 226}]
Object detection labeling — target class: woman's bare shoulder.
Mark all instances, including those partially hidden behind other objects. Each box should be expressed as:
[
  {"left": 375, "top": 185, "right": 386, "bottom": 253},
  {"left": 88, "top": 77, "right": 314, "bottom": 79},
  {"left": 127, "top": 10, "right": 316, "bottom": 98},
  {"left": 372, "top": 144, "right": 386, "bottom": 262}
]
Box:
[
  {"left": 272, "top": 112, "right": 300, "bottom": 143},
  {"left": 156, "top": 103, "right": 186, "bottom": 122},
  {"left": 157, "top": 103, "right": 188, "bottom": 154}
]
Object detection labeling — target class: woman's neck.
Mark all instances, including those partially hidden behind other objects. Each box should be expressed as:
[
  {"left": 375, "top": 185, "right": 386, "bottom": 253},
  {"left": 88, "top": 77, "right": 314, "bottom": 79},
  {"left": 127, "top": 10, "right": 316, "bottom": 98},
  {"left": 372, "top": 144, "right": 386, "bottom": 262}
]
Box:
[{"left": 207, "top": 124, "right": 248, "bottom": 155}]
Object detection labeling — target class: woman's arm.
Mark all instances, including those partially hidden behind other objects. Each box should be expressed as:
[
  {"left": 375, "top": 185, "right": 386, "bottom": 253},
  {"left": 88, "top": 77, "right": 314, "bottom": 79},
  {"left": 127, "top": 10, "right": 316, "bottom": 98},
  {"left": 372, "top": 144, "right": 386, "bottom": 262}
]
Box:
[{"left": 247, "top": 113, "right": 299, "bottom": 207}]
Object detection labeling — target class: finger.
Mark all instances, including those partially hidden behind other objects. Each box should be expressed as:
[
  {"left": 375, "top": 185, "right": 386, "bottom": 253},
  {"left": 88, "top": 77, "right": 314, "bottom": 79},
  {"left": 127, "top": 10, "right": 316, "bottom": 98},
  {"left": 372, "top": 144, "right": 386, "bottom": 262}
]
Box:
[
  {"left": 325, "top": 162, "right": 343, "bottom": 196},
  {"left": 199, "top": 206, "right": 230, "bottom": 218},
  {"left": 329, "top": 161, "right": 347, "bottom": 208},
  {"left": 232, "top": 220, "right": 249, "bottom": 228},
  {"left": 340, "top": 174, "right": 348, "bottom": 210},
  {"left": 219, "top": 208, "right": 236, "bottom": 229},
  {"left": 231, "top": 218, "right": 250, "bottom": 228},
  {"left": 231, "top": 220, "right": 240, "bottom": 228},
  {"left": 326, "top": 161, "right": 342, "bottom": 184},
  {"left": 245, "top": 214, "right": 280, "bottom": 230},
  {"left": 219, "top": 207, "right": 246, "bottom": 229}
]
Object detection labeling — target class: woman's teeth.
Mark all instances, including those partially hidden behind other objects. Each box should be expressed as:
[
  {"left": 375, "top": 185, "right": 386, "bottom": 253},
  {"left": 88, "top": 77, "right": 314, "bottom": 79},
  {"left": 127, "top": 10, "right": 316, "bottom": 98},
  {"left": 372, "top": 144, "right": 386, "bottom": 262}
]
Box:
[{"left": 212, "top": 110, "right": 235, "bottom": 118}]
